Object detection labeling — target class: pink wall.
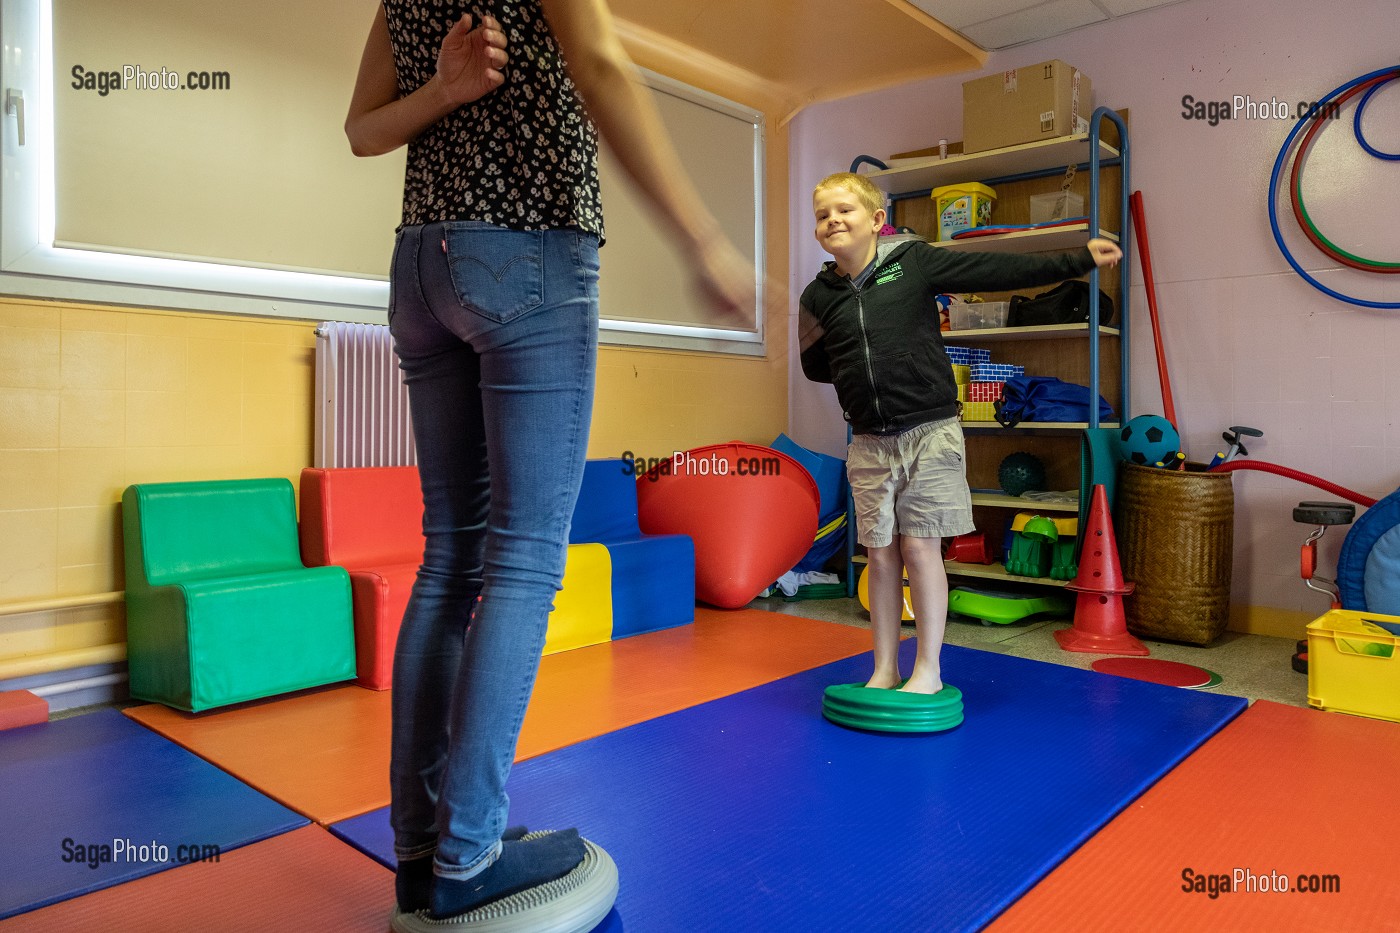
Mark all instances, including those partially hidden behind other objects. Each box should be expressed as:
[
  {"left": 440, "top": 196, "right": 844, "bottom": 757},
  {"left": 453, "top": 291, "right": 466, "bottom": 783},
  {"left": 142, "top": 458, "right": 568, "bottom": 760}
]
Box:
[{"left": 787, "top": 0, "right": 1400, "bottom": 617}]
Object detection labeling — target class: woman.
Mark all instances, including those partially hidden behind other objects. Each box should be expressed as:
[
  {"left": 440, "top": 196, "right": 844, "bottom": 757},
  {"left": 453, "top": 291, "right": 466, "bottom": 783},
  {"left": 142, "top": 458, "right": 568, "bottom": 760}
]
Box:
[{"left": 346, "top": 0, "right": 753, "bottom": 927}]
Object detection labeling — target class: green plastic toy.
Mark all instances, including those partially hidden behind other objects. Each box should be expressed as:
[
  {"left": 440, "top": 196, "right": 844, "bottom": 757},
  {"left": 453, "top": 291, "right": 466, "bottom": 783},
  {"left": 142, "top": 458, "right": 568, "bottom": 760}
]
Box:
[{"left": 947, "top": 586, "right": 1071, "bottom": 625}]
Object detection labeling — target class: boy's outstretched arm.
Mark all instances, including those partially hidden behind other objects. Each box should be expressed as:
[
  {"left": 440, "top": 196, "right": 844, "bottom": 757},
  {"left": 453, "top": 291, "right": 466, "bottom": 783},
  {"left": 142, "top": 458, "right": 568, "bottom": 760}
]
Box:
[
  {"left": 1086, "top": 237, "right": 1122, "bottom": 267},
  {"left": 913, "top": 239, "right": 1117, "bottom": 294}
]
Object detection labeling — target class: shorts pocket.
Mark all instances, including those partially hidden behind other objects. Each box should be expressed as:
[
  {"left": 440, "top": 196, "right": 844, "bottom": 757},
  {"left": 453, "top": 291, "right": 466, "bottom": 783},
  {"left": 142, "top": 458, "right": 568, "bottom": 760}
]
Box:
[{"left": 443, "top": 223, "right": 544, "bottom": 324}]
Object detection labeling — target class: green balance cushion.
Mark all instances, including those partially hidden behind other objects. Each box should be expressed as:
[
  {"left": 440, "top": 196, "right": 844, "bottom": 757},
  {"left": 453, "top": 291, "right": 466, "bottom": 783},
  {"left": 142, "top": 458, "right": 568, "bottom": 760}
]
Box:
[{"left": 821, "top": 682, "right": 964, "bottom": 733}]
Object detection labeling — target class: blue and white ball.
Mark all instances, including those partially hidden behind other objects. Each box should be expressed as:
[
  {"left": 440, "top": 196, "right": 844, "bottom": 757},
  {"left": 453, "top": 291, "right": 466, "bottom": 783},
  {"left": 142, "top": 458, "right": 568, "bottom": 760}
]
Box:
[{"left": 1119, "top": 415, "right": 1180, "bottom": 466}]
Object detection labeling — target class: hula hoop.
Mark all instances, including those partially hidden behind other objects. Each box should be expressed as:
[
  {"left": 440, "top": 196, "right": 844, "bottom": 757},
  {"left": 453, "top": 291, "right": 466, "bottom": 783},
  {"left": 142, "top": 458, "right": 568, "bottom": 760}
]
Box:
[
  {"left": 1268, "top": 65, "right": 1400, "bottom": 308},
  {"left": 1288, "top": 73, "right": 1400, "bottom": 272}
]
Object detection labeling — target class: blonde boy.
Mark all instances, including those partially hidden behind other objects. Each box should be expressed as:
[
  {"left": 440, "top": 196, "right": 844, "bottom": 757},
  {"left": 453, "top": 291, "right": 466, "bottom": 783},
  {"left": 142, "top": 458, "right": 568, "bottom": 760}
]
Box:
[{"left": 799, "top": 171, "right": 1121, "bottom": 694}]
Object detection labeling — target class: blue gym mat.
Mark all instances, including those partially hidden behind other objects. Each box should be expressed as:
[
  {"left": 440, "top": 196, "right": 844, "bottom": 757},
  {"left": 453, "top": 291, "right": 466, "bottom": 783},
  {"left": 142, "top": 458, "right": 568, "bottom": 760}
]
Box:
[
  {"left": 0, "top": 709, "right": 308, "bottom": 920},
  {"left": 333, "top": 643, "right": 1246, "bottom": 931}
]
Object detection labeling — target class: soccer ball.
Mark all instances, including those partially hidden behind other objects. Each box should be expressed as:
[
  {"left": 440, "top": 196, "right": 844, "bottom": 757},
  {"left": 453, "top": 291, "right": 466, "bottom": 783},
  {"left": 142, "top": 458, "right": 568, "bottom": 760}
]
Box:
[{"left": 1118, "top": 414, "right": 1180, "bottom": 466}]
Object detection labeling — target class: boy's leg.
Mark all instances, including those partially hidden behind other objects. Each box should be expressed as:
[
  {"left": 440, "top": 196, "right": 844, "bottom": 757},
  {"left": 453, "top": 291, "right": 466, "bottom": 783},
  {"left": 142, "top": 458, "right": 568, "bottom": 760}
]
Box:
[
  {"left": 899, "top": 535, "right": 948, "bottom": 694},
  {"left": 893, "top": 416, "right": 973, "bottom": 695},
  {"left": 847, "top": 433, "right": 903, "bottom": 689},
  {"left": 864, "top": 541, "right": 906, "bottom": 688}
]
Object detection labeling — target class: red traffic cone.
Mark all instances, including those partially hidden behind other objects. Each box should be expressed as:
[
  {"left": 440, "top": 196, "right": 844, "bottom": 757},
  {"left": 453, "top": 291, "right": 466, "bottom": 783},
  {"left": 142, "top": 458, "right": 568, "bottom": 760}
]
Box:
[{"left": 1055, "top": 483, "right": 1148, "bottom": 656}]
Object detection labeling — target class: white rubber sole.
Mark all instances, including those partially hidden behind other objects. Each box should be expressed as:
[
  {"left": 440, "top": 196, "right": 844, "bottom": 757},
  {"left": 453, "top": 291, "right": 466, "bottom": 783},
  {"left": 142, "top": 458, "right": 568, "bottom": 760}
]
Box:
[{"left": 391, "top": 835, "right": 618, "bottom": 933}]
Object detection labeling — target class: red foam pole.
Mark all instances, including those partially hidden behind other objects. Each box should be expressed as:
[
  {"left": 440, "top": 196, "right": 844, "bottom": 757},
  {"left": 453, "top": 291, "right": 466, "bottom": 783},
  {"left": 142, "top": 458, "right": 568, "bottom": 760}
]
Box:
[{"left": 1128, "top": 191, "right": 1178, "bottom": 429}]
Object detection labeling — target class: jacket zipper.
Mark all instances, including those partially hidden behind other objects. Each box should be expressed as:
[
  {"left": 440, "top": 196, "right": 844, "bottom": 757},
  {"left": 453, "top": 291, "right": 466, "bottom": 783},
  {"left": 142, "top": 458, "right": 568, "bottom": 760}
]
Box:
[{"left": 851, "top": 277, "right": 886, "bottom": 433}]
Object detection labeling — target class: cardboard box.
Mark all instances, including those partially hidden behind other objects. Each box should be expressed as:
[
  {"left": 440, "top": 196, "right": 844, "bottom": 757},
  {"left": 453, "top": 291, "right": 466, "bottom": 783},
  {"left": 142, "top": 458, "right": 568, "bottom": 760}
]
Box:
[{"left": 962, "top": 60, "right": 1093, "bottom": 153}]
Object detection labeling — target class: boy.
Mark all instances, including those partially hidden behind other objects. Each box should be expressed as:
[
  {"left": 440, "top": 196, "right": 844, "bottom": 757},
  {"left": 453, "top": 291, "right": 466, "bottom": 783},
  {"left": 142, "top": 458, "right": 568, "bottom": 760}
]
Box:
[{"left": 799, "top": 171, "right": 1121, "bottom": 694}]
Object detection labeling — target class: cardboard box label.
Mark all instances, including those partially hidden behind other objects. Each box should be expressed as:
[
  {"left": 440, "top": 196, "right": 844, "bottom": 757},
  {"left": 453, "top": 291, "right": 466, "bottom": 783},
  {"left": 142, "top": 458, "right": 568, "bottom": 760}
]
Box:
[{"left": 1003, "top": 70, "right": 1018, "bottom": 93}]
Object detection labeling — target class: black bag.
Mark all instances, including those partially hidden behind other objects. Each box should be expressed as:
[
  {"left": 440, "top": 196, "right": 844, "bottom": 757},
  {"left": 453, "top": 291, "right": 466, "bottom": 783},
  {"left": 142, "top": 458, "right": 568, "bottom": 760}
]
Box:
[{"left": 1008, "top": 280, "right": 1114, "bottom": 327}]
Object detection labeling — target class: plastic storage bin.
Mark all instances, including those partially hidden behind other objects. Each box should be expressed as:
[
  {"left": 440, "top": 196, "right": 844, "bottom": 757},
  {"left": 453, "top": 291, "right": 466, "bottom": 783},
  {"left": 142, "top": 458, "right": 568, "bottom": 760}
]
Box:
[
  {"left": 949, "top": 301, "right": 1009, "bottom": 330},
  {"left": 1307, "top": 609, "right": 1400, "bottom": 723},
  {"left": 1029, "top": 191, "right": 1085, "bottom": 224},
  {"left": 931, "top": 183, "right": 996, "bottom": 241}
]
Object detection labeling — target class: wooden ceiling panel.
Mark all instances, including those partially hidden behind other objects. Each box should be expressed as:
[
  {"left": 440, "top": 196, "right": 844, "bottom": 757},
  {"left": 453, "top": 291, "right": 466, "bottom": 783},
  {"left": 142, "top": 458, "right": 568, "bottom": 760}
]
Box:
[{"left": 611, "top": 0, "right": 984, "bottom": 114}]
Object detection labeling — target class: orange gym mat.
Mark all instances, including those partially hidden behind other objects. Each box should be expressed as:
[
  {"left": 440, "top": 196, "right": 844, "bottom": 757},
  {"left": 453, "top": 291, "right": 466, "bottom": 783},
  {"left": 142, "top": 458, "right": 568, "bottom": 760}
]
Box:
[
  {"left": 1, "top": 826, "right": 392, "bottom": 932},
  {"left": 124, "top": 609, "right": 873, "bottom": 825},
  {"left": 988, "top": 700, "right": 1400, "bottom": 931}
]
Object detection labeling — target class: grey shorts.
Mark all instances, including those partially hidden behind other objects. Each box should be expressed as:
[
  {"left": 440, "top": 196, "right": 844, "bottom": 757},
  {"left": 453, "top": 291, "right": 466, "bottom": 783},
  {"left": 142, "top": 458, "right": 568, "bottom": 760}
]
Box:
[{"left": 848, "top": 416, "right": 974, "bottom": 548}]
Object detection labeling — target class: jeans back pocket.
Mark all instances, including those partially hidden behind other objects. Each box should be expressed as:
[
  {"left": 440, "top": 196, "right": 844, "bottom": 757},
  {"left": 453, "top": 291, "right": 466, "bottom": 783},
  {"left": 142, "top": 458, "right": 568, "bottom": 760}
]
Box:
[{"left": 444, "top": 223, "right": 545, "bottom": 324}]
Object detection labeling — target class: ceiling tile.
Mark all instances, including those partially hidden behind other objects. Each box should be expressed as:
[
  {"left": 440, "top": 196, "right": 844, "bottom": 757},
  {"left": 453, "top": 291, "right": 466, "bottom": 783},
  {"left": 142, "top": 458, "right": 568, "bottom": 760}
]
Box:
[
  {"left": 961, "top": 0, "right": 1109, "bottom": 50},
  {"left": 905, "top": 0, "right": 1044, "bottom": 30},
  {"left": 1097, "top": 0, "right": 1185, "bottom": 14}
]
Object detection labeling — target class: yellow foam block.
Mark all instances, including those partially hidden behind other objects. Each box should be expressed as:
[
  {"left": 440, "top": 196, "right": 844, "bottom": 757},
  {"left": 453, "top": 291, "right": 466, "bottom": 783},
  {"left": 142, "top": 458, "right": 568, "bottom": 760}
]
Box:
[
  {"left": 961, "top": 400, "right": 996, "bottom": 422},
  {"left": 544, "top": 543, "right": 613, "bottom": 655}
]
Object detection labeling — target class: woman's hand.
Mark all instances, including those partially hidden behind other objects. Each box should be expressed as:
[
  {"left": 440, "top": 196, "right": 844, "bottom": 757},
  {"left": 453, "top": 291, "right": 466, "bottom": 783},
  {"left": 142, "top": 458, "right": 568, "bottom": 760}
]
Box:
[
  {"left": 433, "top": 14, "right": 509, "bottom": 108},
  {"left": 1086, "top": 237, "right": 1123, "bottom": 268}
]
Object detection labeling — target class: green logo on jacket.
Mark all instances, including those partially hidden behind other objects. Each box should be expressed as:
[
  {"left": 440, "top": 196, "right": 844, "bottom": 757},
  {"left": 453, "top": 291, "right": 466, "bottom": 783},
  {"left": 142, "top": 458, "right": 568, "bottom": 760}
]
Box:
[{"left": 874, "top": 262, "right": 903, "bottom": 286}]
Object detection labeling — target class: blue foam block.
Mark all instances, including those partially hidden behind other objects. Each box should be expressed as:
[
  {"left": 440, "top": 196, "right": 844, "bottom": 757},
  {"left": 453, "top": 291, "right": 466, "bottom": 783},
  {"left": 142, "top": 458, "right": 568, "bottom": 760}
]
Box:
[
  {"left": 572, "top": 459, "right": 695, "bottom": 638},
  {"left": 333, "top": 644, "right": 1246, "bottom": 931},
  {"left": 0, "top": 709, "right": 307, "bottom": 920}
]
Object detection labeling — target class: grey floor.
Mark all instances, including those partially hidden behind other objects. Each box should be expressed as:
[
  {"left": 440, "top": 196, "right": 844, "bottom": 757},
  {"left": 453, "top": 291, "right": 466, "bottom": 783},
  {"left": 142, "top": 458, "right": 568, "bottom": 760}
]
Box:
[{"left": 747, "top": 591, "right": 1310, "bottom": 709}]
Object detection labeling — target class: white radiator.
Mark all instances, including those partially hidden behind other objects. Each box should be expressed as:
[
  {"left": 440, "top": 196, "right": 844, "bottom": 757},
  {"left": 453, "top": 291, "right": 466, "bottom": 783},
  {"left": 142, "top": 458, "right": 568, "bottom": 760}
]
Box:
[{"left": 314, "top": 322, "right": 416, "bottom": 468}]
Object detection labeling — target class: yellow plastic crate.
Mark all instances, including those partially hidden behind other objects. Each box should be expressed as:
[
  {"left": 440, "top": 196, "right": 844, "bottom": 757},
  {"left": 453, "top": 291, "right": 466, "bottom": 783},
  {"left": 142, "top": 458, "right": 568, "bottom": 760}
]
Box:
[{"left": 1307, "top": 608, "right": 1400, "bottom": 723}]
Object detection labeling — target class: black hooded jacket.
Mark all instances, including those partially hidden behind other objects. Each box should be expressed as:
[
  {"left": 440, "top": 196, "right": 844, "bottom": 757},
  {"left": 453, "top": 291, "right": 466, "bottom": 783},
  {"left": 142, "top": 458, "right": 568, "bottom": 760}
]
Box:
[{"left": 798, "top": 239, "right": 1098, "bottom": 435}]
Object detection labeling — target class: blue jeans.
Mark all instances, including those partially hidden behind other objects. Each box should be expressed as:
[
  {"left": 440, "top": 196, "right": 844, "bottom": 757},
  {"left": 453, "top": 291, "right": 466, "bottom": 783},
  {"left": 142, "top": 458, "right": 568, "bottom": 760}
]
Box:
[{"left": 387, "top": 221, "right": 600, "bottom": 880}]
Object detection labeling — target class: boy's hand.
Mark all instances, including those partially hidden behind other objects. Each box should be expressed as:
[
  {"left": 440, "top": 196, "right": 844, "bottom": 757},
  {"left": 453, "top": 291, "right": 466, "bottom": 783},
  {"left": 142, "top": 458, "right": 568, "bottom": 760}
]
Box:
[{"left": 1086, "top": 238, "right": 1123, "bottom": 268}]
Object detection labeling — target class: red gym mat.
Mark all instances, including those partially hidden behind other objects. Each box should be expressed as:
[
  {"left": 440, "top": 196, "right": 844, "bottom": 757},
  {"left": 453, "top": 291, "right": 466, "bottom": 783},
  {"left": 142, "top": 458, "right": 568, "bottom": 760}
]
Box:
[
  {"left": 1, "top": 826, "right": 392, "bottom": 932},
  {"left": 988, "top": 700, "right": 1400, "bottom": 931},
  {"left": 124, "top": 609, "right": 874, "bottom": 825},
  {"left": 1091, "top": 657, "right": 1213, "bottom": 687}
]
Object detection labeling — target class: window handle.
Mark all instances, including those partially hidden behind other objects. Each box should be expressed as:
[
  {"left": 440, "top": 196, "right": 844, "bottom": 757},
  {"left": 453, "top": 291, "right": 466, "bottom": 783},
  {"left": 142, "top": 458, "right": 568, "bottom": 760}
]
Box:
[{"left": 6, "top": 89, "right": 25, "bottom": 147}]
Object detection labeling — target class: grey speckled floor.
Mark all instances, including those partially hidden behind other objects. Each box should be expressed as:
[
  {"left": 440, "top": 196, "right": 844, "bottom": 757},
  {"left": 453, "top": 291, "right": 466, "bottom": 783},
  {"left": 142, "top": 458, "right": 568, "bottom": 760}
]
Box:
[{"left": 746, "top": 592, "right": 1310, "bottom": 708}]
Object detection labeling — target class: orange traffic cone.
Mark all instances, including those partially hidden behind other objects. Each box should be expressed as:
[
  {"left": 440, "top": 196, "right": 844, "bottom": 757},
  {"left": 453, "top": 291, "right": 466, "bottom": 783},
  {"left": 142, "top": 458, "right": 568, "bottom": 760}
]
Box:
[{"left": 1055, "top": 483, "right": 1148, "bottom": 656}]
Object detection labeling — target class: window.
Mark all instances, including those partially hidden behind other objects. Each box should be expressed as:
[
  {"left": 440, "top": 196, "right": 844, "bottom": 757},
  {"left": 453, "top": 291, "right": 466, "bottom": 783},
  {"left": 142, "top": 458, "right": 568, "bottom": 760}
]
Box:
[{"left": 1, "top": 0, "right": 764, "bottom": 353}]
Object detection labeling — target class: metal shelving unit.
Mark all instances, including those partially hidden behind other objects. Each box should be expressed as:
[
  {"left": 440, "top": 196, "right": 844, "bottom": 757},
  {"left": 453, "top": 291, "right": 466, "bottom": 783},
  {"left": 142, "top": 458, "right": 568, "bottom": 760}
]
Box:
[{"left": 843, "top": 108, "right": 1131, "bottom": 597}]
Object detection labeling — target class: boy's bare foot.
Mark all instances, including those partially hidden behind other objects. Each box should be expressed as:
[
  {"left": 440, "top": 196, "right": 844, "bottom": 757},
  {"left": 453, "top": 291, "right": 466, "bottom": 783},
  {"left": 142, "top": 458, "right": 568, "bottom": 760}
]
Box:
[
  {"left": 864, "top": 671, "right": 902, "bottom": 690},
  {"left": 898, "top": 671, "right": 943, "bottom": 695}
]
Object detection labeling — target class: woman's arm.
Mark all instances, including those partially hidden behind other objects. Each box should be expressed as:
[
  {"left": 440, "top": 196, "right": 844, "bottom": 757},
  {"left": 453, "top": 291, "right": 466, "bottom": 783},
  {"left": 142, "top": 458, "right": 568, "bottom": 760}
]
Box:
[
  {"left": 539, "top": 0, "right": 754, "bottom": 316},
  {"left": 345, "top": 4, "right": 508, "bottom": 157}
]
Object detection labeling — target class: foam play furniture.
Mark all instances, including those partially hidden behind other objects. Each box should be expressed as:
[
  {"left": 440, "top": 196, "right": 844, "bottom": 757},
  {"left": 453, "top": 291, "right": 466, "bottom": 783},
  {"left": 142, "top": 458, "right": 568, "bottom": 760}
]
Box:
[
  {"left": 298, "top": 466, "right": 629, "bottom": 688},
  {"left": 770, "top": 434, "right": 848, "bottom": 573},
  {"left": 298, "top": 466, "right": 422, "bottom": 690},
  {"left": 122, "top": 478, "right": 356, "bottom": 712},
  {"left": 636, "top": 443, "right": 818, "bottom": 609},
  {"left": 570, "top": 459, "right": 694, "bottom": 638},
  {"left": 0, "top": 690, "right": 48, "bottom": 730}
]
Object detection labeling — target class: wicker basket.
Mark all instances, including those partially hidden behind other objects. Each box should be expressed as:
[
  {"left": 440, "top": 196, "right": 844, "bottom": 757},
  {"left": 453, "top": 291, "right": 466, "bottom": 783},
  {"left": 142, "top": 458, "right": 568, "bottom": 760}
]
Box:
[{"left": 1115, "top": 462, "right": 1234, "bottom": 645}]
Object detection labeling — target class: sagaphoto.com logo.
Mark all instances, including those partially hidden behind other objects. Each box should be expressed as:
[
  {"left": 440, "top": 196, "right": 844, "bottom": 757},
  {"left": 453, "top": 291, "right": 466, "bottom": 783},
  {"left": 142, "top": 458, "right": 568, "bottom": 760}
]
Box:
[
  {"left": 1181, "top": 93, "right": 1341, "bottom": 126},
  {"left": 71, "top": 64, "right": 232, "bottom": 97}
]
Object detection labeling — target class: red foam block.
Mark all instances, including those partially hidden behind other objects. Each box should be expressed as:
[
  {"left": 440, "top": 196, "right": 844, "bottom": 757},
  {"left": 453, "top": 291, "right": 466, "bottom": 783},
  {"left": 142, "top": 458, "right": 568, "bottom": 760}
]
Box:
[{"left": 0, "top": 690, "right": 49, "bottom": 730}]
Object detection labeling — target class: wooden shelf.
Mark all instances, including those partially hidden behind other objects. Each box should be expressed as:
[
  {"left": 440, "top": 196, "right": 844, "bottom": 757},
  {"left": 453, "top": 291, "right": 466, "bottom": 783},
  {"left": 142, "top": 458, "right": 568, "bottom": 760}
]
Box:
[
  {"left": 945, "top": 322, "right": 1119, "bottom": 341},
  {"left": 970, "top": 492, "right": 1078, "bottom": 512},
  {"left": 961, "top": 421, "right": 1120, "bottom": 432},
  {"left": 870, "top": 135, "right": 1120, "bottom": 193},
  {"left": 944, "top": 560, "right": 1071, "bottom": 587},
  {"left": 931, "top": 224, "right": 1117, "bottom": 253}
]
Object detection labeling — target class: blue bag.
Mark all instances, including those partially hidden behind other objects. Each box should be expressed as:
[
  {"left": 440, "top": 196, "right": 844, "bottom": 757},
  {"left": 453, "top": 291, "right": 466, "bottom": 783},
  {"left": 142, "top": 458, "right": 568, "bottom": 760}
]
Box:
[{"left": 994, "top": 376, "right": 1115, "bottom": 427}]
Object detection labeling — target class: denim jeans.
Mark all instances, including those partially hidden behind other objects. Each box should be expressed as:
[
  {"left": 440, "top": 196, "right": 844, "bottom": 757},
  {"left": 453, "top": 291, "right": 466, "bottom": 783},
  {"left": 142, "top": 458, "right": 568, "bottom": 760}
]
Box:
[{"left": 387, "top": 220, "right": 600, "bottom": 880}]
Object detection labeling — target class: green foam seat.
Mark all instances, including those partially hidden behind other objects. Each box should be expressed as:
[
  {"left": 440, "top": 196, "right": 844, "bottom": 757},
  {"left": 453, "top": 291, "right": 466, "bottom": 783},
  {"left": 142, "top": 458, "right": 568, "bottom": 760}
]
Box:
[
  {"left": 821, "top": 682, "right": 964, "bottom": 733},
  {"left": 122, "top": 478, "right": 356, "bottom": 712}
]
